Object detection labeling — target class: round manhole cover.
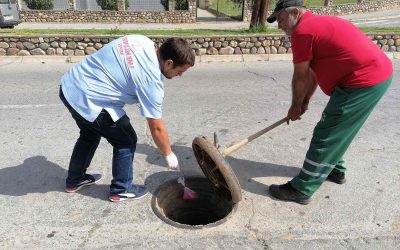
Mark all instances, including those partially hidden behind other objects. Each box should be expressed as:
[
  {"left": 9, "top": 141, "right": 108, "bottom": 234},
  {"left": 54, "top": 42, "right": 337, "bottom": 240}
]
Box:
[{"left": 192, "top": 136, "right": 242, "bottom": 203}]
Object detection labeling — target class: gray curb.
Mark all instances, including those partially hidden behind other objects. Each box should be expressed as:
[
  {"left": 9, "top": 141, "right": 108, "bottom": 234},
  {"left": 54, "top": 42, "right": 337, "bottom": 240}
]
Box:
[{"left": 0, "top": 52, "right": 398, "bottom": 63}]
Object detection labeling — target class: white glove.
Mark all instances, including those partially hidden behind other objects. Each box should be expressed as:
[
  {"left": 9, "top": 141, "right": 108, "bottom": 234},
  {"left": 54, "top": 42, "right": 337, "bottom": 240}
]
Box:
[{"left": 165, "top": 152, "right": 179, "bottom": 170}]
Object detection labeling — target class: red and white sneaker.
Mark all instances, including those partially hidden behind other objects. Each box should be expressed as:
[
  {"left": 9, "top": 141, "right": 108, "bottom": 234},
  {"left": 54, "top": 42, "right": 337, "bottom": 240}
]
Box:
[{"left": 109, "top": 185, "right": 149, "bottom": 202}]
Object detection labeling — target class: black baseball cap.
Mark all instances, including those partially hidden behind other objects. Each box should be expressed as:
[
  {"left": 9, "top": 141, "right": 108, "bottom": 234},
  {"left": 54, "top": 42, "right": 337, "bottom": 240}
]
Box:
[{"left": 267, "top": 0, "right": 303, "bottom": 23}]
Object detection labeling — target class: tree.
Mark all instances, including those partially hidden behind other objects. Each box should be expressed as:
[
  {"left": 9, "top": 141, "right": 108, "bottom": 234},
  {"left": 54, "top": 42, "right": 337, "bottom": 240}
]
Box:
[
  {"left": 250, "top": 0, "right": 269, "bottom": 29},
  {"left": 217, "top": 0, "right": 270, "bottom": 30}
]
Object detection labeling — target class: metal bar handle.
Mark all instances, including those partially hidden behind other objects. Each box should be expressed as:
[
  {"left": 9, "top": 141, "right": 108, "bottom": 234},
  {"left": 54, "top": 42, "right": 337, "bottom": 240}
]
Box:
[{"left": 222, "top": 117, "right": 287, "bottom": 156}]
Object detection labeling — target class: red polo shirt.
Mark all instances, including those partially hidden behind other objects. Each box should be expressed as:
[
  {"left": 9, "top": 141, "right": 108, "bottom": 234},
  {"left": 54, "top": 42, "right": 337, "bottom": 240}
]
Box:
[{"left": 291, "top": 12, "right": 393, "bottom": 96}]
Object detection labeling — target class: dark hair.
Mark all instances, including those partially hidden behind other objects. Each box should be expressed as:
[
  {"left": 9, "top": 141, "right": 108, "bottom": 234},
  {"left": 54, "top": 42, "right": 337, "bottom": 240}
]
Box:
[{"left": 159, "top": 38, "right": 195, "bottom": 67}]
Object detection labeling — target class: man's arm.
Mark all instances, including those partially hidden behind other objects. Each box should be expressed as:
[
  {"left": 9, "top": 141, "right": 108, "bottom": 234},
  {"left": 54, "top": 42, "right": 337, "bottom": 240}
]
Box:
[
  {"left": 301, "top": 68, "right": 318, "bottom": 114},
  {"left": 146, "top": 117, "right": 172, "bottom": 156},
  {"left": 147, "top": 117, "right": 180, "bottom": 169},
  {"left": 287, "top": 61, "right": 317, "bottom": 123}
]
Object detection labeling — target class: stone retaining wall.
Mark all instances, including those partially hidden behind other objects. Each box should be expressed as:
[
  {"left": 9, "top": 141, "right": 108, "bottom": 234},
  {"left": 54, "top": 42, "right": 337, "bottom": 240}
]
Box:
[
  {"left": 19, "top": 0, "right": 197, "bottom": 23},
  {"left": 19, "top": 0, "right": 400, "bottom": 23},
  {"left": 20, "top": 10, "right": 196, "bottom": 23},
  {"left": 0, "top": 35, "right": 399, "bottom": 56}
]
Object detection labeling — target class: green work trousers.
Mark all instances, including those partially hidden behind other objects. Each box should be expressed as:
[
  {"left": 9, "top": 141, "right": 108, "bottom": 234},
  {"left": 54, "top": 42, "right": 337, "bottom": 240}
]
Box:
[{"left": 290, "top": 76, "right": 393, "bottom": 197}]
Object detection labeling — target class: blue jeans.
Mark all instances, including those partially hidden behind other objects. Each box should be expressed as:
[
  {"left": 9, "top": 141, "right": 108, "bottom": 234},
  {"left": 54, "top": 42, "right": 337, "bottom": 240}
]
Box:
[{"left": 59, "top": 87, "right": 137, "bottom": 195}]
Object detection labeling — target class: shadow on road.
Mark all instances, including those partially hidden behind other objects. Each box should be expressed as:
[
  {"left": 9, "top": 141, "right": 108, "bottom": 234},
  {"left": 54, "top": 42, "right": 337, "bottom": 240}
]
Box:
[
  {"left": 0, "top": 156, "right": 66, "bottom": 196},
  {"left": 0, "top": 144, "right": 300, "bottom": 199},
  {"left": 0, "top": 156, "right": 109, "bottom": 200}
]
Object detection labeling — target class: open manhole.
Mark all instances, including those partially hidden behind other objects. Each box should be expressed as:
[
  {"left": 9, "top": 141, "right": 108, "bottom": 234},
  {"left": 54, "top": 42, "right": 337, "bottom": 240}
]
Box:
[
  {"left": 152, "top": 177, "right": 238, "bottom": 229},
  {"left": 152, "top": 136, "right": 244, "bottom": 229}
]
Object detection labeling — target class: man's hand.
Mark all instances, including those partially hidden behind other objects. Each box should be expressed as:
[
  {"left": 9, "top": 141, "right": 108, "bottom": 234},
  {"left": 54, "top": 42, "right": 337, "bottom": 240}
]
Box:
[
  {"left": 286, "top": 104, "right": 303, "bottom": 124},
  {"left": 301, "top": 99, "right": 309, "bottom": 115},
  {"left": 165, "top": 152, "right": 179, "bottom": 170}
]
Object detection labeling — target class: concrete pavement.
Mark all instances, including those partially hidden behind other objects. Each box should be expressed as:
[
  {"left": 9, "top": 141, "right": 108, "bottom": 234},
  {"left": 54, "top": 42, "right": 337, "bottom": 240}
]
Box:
[{"left": 0, "top": 58, "right": 399, "bottom": 249}]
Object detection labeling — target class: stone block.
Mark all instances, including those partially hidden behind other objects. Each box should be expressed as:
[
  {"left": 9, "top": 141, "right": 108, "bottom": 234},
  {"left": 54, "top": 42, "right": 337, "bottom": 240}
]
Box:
[
  {"left": 0, "top": 42, "right": 10, "bottom": 49},
  {"left": 30, "top": 48, "right": 46, "bottom": 55},
  {"left": 7, "top": 48, "right": 20, "bottom": 56}
]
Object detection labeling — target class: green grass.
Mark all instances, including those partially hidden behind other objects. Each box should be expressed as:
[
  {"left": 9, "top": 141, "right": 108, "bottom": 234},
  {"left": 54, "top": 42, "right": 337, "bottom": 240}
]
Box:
[
  {"left": 0, "top": 26, "right": 398, "bottom": 36},
  {"left": 359, "top": 27, "right": 400, "bottom": 33},
  {"left": 210, "top": 0, "right": 242, "bottom": 17}
]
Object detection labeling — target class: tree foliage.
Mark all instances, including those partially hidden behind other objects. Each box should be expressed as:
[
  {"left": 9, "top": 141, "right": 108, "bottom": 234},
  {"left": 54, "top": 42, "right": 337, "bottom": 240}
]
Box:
[
  {"left": 161, "top": 0, "right": 188, "bottom": 10},
  {"left": 161, "top": 0, "right": 168, "bottom": 9},
  {"left": 176, "top": 0, "right": 188, "bottom": 10},
  {"left": 96, "top": 0, "right": 129, "bottom": 10},
  {"left": 24, "top": 0, "right": 53, "bottom": 10}
]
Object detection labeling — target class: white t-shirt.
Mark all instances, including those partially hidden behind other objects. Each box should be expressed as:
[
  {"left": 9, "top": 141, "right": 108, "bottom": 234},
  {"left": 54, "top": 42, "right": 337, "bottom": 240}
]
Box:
[{"left": 61, "top": 35, "right": 164, "bottom": 122}]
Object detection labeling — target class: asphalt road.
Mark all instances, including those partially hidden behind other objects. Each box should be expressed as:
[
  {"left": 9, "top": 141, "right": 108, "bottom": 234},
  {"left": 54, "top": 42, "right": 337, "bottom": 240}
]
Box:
[
  {"left": 341, "top": 8, "right": 400, "bottom": 27},
  {"left": 352, "top": 17, "right": 400, "bottom": 27},
  {"left": 0, "top": 59, "right": 399, "bottom": 249}
]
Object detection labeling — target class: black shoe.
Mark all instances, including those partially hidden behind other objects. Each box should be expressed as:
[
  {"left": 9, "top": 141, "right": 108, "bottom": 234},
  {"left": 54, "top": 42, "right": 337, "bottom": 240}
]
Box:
[
  {"left": 65, "top": 174, "right": 102, "bottom": 193},
  {"left": 269, "top": 182, "right": 311, "bottom": 205},
  {"left": 327, "top": 169, "right": 346, "bottom": 184}
]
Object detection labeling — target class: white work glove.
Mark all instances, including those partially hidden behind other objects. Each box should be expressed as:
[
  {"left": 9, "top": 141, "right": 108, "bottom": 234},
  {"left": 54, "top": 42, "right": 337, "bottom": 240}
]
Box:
[{"left": 165, "top": 152, "right": 180, "bottom": 170}]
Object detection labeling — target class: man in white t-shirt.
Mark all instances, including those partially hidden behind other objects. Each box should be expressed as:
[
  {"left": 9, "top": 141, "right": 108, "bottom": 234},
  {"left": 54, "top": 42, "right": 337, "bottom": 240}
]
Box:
[{"left": 59, "top": 35, "right": 195, "bottom": 202}]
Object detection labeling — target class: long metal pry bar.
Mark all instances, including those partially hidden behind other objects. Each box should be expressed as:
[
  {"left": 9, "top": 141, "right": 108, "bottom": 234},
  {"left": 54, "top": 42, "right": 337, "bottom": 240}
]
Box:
[{"left": 212, "top": 118, "right": 287, "bottom": 157}]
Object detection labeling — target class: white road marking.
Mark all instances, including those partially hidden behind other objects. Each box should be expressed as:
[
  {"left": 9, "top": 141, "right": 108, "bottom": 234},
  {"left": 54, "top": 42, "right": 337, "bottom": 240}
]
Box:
[{"left": 0, "top": 104, "right": 62, "bottom": 109}]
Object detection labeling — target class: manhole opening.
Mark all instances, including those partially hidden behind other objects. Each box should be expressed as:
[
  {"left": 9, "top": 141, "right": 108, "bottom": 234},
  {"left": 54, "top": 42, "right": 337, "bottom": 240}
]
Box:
[{"left": 152, "top": 177, "right": 237, "bottom": 229}]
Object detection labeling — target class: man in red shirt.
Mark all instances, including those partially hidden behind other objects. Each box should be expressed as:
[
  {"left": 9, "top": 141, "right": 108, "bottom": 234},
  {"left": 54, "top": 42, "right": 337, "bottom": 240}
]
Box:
[{"left": 267, "top": 0, "right": 393, "bottom": 204}]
